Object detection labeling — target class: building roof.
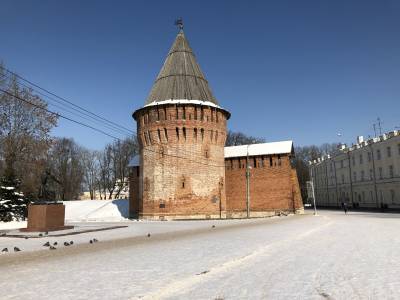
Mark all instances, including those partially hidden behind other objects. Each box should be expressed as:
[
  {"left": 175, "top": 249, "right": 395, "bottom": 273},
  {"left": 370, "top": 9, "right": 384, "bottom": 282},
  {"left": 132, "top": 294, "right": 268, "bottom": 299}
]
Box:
[
  {"left": 145, "top": 30, "right": 219, "bottom": 106},
  {"left": 224, "top": 141, "right": 294, "bottom": 158}
]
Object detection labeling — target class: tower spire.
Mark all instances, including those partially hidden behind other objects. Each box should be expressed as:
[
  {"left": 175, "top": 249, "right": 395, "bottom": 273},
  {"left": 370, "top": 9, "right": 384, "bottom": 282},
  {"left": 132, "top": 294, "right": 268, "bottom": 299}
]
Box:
[{"left": 174, "top": 17, "right": 184, "bottom": 31}]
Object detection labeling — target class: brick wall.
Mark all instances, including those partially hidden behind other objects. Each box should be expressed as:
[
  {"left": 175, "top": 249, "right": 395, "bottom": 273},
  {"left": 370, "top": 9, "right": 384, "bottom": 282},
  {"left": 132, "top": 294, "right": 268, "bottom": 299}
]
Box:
[
  {"left": 132, "top": 104, "right": 229, "bottom": 220},
  {"left": 225, "top": 154, "right": 304, "bottom": 217}
]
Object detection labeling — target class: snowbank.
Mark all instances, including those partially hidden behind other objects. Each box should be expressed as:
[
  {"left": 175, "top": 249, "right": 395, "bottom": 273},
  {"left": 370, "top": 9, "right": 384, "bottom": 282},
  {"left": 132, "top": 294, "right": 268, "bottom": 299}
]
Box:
[
  {"left": 63, "top": 199, "right": 129, "bottom": 222},
  {"left": 0, "top": 220, "right": 27, "bottom": 230}
]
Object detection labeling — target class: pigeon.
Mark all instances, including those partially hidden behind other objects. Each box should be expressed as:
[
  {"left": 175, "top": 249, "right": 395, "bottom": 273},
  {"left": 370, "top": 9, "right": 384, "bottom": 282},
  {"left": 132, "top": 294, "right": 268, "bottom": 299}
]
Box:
[
  {"left": 1, "top": 248, "right": 8, "bottom": 253},
  {"left": 45, "top": 231, "right": 49, "bottom": 235},
  {"left": 43, "top": 241, "right": 50, "bottom": 247},
  {"left": 49, "top": 246, "right": 56, "bottom": 250},
  {"left": 14, "top": 247, "right": 21, "bottom": 252},
  {"left": 93, "top": 238, "right": 98, "bottom": 243},
  {"left": 39, "top": 233, "right": 43, "bottom": 237},
  {"left": 64, "top": 242, "right": 70, "bottom": 246},
  {"left": 24, "top": 237, "right": 28, "bottom": 239},
  {"left": 89, "top": 240, "right": 93, "bottom": 244},
  {"left": 212, "top": 225, "right": 216, "bottom": 228},
  {"left": 53, "top": 242, "right": 58, "bottom": 246},
  {"left": 147, "top": 233, "right": 151, "bottom": 237},
  {"left": 69, "top": 241, "right": 74, "bottom": 245}
]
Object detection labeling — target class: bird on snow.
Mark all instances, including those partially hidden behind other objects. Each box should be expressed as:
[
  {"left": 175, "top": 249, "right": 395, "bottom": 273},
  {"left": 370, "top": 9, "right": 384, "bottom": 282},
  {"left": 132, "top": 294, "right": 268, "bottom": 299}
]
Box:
[
  {"left": 53, "top": 242, "right": 58, "bottom": 246},
  {"left": 14, "top": 247, "right": 21, "bottom": 252},
  {"left": 147, "top": 233, "right": 151, "bottom": 237},
  {"left": 89, "top": 240, "right": 93, "bottom": 244},
  {"left": 1, "top": 248, "right": 8, "bottom": 253},
  {"left": 45, "top": 231, "right": 49, "bottom": 235},
  {"left": 39, "top": 233, "right": 43, "bottom": 237},
  {"left": 93, "top": 238, "right": 98, "bottom": 243},
  {"left": 64, "top": 242, "right": 70, "bottom": 246},
  {"left": 212, "top": 225, "right": 216, "bottom": 228},
  {"left": 49, "top": 246, "right": 56, "bottom": 250},
  {"left": 43, "top": 241, "right": 50, "bottom": 247},
  {"left": 69, "top": 241, "right": 74, "bottom": 245}
]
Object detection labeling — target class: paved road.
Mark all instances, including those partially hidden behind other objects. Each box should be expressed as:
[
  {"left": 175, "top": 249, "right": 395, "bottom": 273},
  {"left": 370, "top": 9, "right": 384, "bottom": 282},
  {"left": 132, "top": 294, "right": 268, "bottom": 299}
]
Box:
[{"left": 1, "top": 210, "right": 400, "bottom": 299}]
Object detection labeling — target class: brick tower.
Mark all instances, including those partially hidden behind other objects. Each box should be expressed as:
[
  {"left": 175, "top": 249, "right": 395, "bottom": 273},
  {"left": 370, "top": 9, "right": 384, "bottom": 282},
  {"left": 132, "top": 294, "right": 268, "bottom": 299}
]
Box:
[{"left": 131, "top": 27, "right": 230, "bottom": 220}]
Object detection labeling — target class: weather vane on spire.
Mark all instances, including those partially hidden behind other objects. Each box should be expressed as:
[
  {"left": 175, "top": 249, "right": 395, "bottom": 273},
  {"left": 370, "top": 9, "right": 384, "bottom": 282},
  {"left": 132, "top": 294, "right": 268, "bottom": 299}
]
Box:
[{"left": 174, "top": 17, "right": 184, "bottom": 31}]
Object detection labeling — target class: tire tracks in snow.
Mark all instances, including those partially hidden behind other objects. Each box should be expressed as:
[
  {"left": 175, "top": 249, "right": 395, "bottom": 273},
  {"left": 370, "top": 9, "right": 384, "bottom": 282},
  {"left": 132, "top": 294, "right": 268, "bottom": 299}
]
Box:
[{"left": 135, "top": 215, "right": 334, "bottom": 300}]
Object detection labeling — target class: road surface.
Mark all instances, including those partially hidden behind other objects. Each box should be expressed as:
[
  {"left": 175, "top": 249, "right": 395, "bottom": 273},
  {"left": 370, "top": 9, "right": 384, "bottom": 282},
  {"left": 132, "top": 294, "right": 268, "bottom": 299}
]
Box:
[{"left": 1, "top": 210, "right": 399, "bottom": 299}]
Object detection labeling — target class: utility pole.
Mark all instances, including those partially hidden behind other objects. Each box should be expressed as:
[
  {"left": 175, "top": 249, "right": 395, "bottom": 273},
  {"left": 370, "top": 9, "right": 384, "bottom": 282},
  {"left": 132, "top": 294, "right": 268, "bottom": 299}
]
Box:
[{"left": 246, "top": 144, "right": 251, "bottom": 218}]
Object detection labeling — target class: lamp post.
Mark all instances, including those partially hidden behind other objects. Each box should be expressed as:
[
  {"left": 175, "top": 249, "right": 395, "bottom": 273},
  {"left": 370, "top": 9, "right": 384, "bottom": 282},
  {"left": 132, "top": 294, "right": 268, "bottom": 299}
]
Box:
[{"left": 246, "top": 144, "right": 251, "bottom": 218}]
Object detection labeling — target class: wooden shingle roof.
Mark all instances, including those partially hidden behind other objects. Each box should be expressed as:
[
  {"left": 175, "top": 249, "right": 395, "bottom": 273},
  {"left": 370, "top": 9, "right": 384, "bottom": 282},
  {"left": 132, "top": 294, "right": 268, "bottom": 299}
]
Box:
[{"left": 145, "top": 30, "right": 219, "bottom": 106}]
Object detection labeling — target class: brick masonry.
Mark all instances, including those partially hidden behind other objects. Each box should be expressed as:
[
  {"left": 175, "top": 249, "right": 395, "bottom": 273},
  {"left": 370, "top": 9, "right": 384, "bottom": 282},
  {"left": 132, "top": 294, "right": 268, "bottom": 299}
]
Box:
[
  {"left": 225, "top": 154, "right": 304, "bottom": 218},
  {"left": 131, "top": 104, "right": 229, "bottom": 220}
]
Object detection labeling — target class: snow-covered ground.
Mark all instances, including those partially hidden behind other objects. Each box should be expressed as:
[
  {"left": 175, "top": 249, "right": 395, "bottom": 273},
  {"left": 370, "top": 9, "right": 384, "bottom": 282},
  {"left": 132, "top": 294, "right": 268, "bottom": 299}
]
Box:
[
  {"left": 1, "top": 210, "right": 400, "bottom": 299},
  {"left": 0, "top": 199, "right": 129, "bottom": 231}
]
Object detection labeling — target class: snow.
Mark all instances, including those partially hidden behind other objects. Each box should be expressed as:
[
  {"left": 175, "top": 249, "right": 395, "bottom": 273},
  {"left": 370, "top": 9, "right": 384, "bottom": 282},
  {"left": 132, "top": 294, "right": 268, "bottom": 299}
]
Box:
[
  {"left": 1, "top": 210, "right": 400, "bottom": 299},
  {"left": 0, "top": 220, "right": 27, "bottom": 230},
  {"left": 63, "top": 199, "right": 129, "bottom": 222},
  {"left": 224, "top": 140, "right": 294, "bottom": 158},
  {"left": 0, "top": 186, "right": 15, "bottom": 190},
  {"left": 144, "top": 99, "right": 223, "bottom": 109},
  {"left": 0, "top": 199, "right": 129, "bottom": 230}
]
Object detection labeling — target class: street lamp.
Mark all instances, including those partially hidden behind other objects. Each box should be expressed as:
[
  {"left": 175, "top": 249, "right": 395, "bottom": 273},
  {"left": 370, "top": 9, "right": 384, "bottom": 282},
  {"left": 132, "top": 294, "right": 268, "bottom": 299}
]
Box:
[{"left": 246, "top": 143, "right": 253, "bottom": 218}]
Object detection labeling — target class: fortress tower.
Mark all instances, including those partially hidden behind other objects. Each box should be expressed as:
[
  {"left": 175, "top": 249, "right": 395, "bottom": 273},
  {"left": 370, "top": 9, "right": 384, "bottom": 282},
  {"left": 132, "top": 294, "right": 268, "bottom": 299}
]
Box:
[{"left": 131, "top": 27, "right": 230, "bottom": 220}]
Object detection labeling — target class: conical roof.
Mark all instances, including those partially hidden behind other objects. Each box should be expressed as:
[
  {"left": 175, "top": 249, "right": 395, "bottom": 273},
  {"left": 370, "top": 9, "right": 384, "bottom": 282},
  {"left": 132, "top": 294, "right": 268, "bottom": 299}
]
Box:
[{"left": 145, "top": 30, "right": 219, "bottom": 106}]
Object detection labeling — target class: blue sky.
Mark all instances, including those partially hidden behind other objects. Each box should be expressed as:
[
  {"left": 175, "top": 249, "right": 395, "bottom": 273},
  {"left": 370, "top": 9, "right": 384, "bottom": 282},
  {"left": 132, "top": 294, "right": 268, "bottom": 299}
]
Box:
[{"left": 1, "top": 0, "right": 400, "bottom": 149}]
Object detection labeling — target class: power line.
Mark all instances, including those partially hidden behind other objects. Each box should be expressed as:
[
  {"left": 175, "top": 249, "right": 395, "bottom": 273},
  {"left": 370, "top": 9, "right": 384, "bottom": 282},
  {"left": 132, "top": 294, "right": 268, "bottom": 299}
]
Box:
[
  {"left": 0, "top": 71, "right": 131, "bottom": 137},
  {"left": 0, "top": 87, "right": 121, "bottom": 140},
  {"left": 3, "top": 67, "right": 134, "bottom": 135}
]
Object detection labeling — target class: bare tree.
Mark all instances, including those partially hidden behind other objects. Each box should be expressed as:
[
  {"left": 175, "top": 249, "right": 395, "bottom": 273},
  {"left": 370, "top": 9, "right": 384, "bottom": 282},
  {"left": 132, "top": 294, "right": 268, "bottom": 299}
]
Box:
[
  {"left": 225, "top": 130, "right": 265, "bottom": 146},
  {"left": 48, "top": 138, "right": 84, "bottom": 201},
  {"left": 81, "top": 149, "right": 99, "bottom": 200},
  {"left": 0, "top": 63, "right": 58, "bottom": 199}
]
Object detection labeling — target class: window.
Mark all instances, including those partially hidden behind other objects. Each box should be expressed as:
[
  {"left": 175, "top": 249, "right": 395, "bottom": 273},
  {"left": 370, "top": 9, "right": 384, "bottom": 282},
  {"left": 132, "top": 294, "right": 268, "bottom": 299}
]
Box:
[
  {"left": 201, "top": 128, "right": 204, "bottom": 141},
  {"left": 200, "top": 107, "right": 204, "bottom": 120},
  {"left": 387, "top": 146, "right": 391, "bottom": 158},
  {"left": 164, "top": 128, "right": 168, "bottom": 141},
  {"left": 182, "top": 127, "right": 186, "bottom": 141},
  {"left": 341, "top": 160, "right": 344, "bottom": 168},
  {"left": 193, "top": 128, "right": 197, "bottom": 141},
  {"left": 210, "top": 130, "right": 213, "bottom": 141},
  {"left": 368, "top": 152, "right": 371, "bottom": 162},
  {"left": 370, "top": 191, "right": 373, "bottom": 202},
  {"left": 389, "top": 165, "right": 394, "bottom": 178},
  {"left": 157, "top": 129, "right": 161, "bottom": 142},
  {"left": 379, "top": 167, "right": 383, "bottom": 179},
  {"left": 353, "top": 171, "right": 357, "bottom": 182},
  {"left": 182, "top": 107, "right": 186, "bottom": 120},
  {"left": 361, "top": 170, "right": 365, "bottom": 181},
  {"left": 176, "top": 106, "right": 179, "bottom": 119},
  {"left": 147, "top": 131, "right": 152, "bottom": 144},
  {"left": 359, "top": 154, "right": 363, "bottom": 164},
  {"left": 370, "top": 169, "right": 373, "bottom": 180},
  {"left": 352, "top": 156, "right": 355, "bottom": 166},
  {"left": 269, "top": 156, "right": 273, "bottom": 167},
  {"left": 377, "top": 149, "right": 381, "bottom": 160},
  {"left": 391, "top": 190, "right": 395, "bottom": 204},
  {"left": 194, "top": 107, "right": 198, "bottom": 120},
  {"left": 176, "top": 127, "right": 179, "bottom": 141},
  {"left": 341, "top": 174, "right": 345, "bottom": 184},
  {"left": 362, "top": 191, "right": 365, "bottom": 203}
]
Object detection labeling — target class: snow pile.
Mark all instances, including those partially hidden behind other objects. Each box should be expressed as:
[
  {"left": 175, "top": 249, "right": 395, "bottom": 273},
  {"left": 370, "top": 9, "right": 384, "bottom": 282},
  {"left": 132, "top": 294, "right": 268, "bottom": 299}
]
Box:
[
  {"left": 0, "top": 220, "right": 27, "bottom": 230},
  {"left": 63, "top": 199, "right": 129, "bottom": 222}
]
